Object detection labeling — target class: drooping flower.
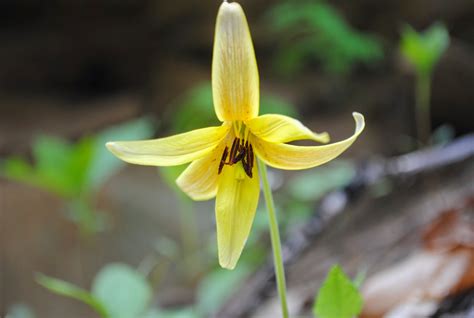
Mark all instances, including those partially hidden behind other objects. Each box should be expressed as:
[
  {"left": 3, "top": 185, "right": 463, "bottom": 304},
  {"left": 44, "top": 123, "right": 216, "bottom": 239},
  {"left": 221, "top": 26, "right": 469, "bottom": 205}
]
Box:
[{"left": 106, "top": 1, "right": 364, "bottom": 269}]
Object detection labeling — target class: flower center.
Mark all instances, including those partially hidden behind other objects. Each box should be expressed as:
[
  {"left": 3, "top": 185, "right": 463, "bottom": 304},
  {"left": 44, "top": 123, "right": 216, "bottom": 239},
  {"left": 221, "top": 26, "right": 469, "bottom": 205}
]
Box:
[{"left": 218, "top": 137, "right": 254, "bottom": 178}]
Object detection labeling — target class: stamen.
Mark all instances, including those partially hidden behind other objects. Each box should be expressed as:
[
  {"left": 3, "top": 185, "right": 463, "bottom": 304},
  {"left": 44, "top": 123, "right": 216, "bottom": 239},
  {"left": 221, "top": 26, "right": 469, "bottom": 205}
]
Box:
[
  {"left": 218, "top": 146, "right": 229, "bottom": 175},
  {"left": 229, "top": 138, "right": 239, "bottom": 163},
  {"left": 237, "top": 121, "right": 243, "bottom": 135},
  {"left": 218, "top": 137, "right": 255, "bottom": 178},
  {"left": 233, "top": 144, "right": 246, "bottom": 163},
  {"left": 232, "top": 122, "right": 240, "bottom": 137},
  {"left": 242, "top": 156, "right": 252, "bottom": 178},
  {"left": 243, "top": 126, "right": 250, "bottom": 140}
]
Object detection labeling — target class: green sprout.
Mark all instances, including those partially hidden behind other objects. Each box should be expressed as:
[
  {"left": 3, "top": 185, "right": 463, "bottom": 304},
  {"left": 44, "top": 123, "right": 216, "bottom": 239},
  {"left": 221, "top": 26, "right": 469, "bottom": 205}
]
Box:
[
  {"left": 268, "top": 1, "right": 383, "bottom": 75},
  {"left": 37, "top": 263, "right": 152, "bottom": 318},
  {"left": 313, "top": 265, "right": 363, "bottom": 318},
  {"left": 400, "top": 23, "right": 449, "bottom": 144},
  {"left": 1, "top": 117, "right": 153, "bottom": 235}
]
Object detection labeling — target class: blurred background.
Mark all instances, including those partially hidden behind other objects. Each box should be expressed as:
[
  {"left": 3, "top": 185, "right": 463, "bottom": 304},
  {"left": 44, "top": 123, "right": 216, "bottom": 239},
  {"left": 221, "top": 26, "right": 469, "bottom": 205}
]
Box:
[{"left": 1, "top": 0, "right": 473, "bottom": 317}]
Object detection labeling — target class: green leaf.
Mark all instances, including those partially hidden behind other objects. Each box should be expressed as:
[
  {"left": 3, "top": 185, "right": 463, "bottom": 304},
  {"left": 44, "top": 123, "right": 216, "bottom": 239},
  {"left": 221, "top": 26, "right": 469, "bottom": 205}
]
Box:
[
  {"left": 87, "top": 117, "right": 154, "bottom": 190},
  {"left": 268, "top": 1, "right": 383, "bottom": 75},
  {"left": 36, "top": 273, "right": 108, "bottom": 317},
  {"left": 2, "top": 135, "right": 95, "bottom": 198},
  {"left": 313, "top": 265, "right": 363, "bottom": 318},
  {"left": 91, "top": 263, "right": 152, "bottom": 318},
  {"left": 2, "top": 157, "right": 36, "bottom": 185},
  {"left": 35, "top": 135, "right": 94, "bottom": 197},
  {"left": 3, "top": 118, "right": 153, "bottom": 198},
  {"left": 288, "top": 161, "right": 355, "bottom": 202},
  {"left": 196, "top": 265, "right": 252, "bottom": 316},
  {"left": 400, "top": 23, "right": 449, "bottom": 76},
  {"left": 431, "top": 124, "right": 455, "bottom": 146}
]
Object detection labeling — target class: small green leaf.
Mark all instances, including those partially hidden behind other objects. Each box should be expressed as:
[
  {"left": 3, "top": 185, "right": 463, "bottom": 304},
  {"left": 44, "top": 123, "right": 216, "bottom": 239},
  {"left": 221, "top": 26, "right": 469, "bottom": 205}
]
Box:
[
  {"left": 313, "top": 265, "right": 363, "bottom": 318},
  {"left": 400, "top": 23, "right": 449, "bottom": 76},
  {"left": 36, "top": 273, "right": 108, "bottom": 317},
  {"left": 2, "top": 135, "right": 94, "bottom": 198},
  {"left": 288, "top": 161, "right": 355, "bottom": 202},
  {"left": 2, "top": 157, "right": 36, "bottom": 184},
  {"left": 28, "top": 135, "right": 94, "bottom": 197},
  {"left": 196, "top": 265, "right": 252, "bottom": 316},
  {"left": 91, "top": 263, "right": 152, "bottom": 318},
  {"left": 268, "top": 2, "right": 383, "bottom": 75}
]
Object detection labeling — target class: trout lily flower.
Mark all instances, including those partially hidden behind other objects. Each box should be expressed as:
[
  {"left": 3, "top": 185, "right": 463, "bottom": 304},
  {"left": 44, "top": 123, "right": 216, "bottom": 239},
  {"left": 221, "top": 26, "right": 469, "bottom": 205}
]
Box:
[{"left": 106, "top": 1, "right": 364, "bottom": 270}]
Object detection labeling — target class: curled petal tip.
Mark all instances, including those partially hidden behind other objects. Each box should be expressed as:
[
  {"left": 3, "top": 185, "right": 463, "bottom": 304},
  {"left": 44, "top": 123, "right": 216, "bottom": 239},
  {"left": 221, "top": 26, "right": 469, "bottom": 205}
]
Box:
[
  {"left": 105, "top": 141, "right": 118, "bottom": 153},
  {"left": 251, "top": 112, "right": 365, "bottom": 170},
  {"left": 319, "top": 132, "right": 331, "bottom": 144},
  {"left": 106, "top": 141, "right": 128, "bottom": 162},
  {"left": 352, "top": 111, "right": 364, "bottom": 120},
  {"left": 351, "top": 112, "right": 365, "bottom": 130},
  {"left": 106, "top": 141, "right": 125, "bottom": 159}
]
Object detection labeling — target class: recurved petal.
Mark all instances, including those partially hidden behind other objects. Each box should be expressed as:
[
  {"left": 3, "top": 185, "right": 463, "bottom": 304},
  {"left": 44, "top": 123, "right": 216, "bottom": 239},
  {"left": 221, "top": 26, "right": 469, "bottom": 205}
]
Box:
[
  {"left": 246, "top": 114, "right": 330, "bottom": 144},
  {"left": 251, "top": 113, "right": 365, "bottom": 170},
  {"left": 212, "top": 1, "right": 259, "bottom": 121},
  {"left": 176, "top": 142, "right": 226, "bottom": 201},
  {"left": 106, "top": 125, "right": 230, "bottom": 166},
  {"left": 215, "top": 163, "right": 260, "bottom": 270}
]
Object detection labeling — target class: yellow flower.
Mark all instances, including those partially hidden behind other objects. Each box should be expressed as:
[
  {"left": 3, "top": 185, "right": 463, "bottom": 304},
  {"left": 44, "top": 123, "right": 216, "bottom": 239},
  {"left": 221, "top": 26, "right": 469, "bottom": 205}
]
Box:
[{"left": 106, "top": 1, "right": 365, "bottom": 270}]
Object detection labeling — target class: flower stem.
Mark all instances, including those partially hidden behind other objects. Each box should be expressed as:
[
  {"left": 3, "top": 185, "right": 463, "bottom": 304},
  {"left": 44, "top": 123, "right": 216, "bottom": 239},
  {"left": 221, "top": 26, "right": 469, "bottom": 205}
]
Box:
[
  {"left": 415, "top": 72, "right": 431, "bottom": 145},
  {"left": 258, "top": 158, "right": 289, "bottom": 318}
]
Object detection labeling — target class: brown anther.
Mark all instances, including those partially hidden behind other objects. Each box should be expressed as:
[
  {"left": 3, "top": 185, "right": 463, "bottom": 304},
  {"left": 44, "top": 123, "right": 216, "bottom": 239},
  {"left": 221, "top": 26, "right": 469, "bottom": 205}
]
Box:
[
  {"left": 218, "top": 137, "right": 255, "bottom": 178},
  {"left": 218, "top": 146, "right": 229, "bottom": 175},
  {"left": 233, "top": 145, "right": 246, "bottom": 163},
  {"left": 229, "top": 138, "right": 239, "bottom": 163}
]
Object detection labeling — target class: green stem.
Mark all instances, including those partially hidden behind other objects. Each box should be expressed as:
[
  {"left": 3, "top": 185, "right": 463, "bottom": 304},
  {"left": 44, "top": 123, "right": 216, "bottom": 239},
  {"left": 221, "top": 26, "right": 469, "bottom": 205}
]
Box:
[
  {"left": 258, "top": 159, "right": 289, "bottom": 318},
  {"left": 415, "top": 72, "right": 431, "bottom": 145}
]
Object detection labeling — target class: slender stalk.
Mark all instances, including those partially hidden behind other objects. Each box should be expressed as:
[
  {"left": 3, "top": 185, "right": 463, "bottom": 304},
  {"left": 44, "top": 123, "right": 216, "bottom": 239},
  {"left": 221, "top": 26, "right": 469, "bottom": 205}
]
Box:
[
  {"left": 415, "top": 72, "right": 431, "bottom": 145},
  {"left": 258, "top": 158, "right": 289, "bottom": 318}
]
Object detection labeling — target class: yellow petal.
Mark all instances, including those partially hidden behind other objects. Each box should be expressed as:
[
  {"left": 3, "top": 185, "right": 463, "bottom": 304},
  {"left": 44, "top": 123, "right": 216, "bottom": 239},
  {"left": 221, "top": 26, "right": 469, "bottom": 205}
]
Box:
[
  {"left": 215, "top": 162, "right": 260, "bottom": 269},
  {"left": 176, "top": 142, "right": 226, "bottom": 201},
  {"left": 251, "top": 113, "right": 365, "bottom": 170},
  {"left": 246, "top": 114, "right": 330, "bottom": 144},
  {"left": 212, "top": 1, "right": 259, "bottom": 121},
  {"left": 106, "top": 125, "right": 230, "bottom": 166}
]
